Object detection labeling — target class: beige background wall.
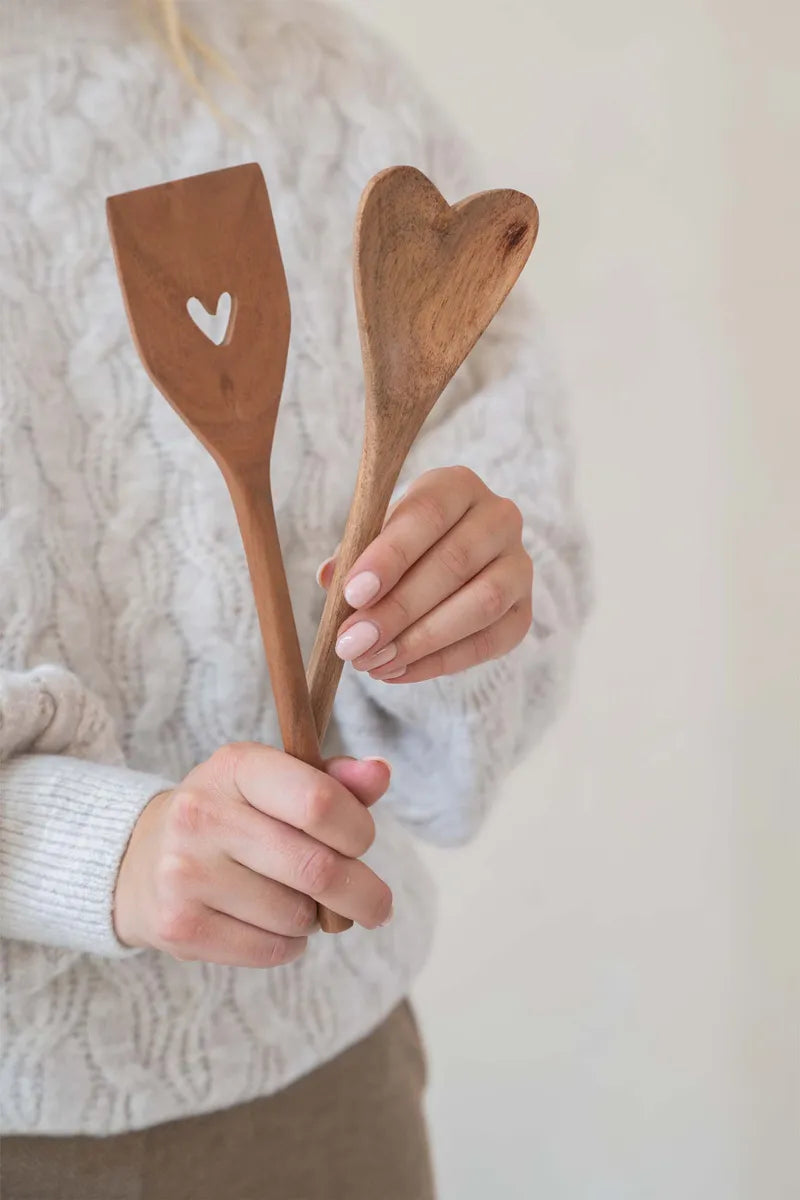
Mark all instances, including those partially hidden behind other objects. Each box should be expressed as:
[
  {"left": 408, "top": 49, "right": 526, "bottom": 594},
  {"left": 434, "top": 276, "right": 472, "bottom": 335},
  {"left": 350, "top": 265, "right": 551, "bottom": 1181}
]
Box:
[{"left": 341, "top": 2, "right": 799, "bottom": 1196}]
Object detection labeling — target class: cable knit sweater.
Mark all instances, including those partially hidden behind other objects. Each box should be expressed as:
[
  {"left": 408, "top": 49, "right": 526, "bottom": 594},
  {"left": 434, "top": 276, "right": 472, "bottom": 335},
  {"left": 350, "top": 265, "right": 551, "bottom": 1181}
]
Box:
[{"left": 0, "top": 0, "right": 590, "bottom": 1136}]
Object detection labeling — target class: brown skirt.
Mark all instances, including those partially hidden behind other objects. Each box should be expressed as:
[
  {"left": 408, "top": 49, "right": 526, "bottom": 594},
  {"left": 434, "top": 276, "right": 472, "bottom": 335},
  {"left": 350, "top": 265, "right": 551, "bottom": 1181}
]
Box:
[{"left": 0, "top": 1000, "right": 435, "bottom": 1200}]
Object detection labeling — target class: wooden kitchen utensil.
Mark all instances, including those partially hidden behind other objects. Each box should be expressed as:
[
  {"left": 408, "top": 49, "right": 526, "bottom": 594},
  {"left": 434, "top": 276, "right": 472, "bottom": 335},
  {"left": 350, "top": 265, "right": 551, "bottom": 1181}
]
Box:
[
  {"left": 107, "top": 163, "right": 351, "bottom": 932},
  {"left": 307, "top": 166, "right": 539, "bottom": 739}
]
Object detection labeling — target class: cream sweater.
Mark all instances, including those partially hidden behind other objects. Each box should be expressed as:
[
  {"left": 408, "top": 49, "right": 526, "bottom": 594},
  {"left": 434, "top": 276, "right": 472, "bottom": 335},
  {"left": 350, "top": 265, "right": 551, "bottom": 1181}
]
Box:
[{"left": 0, "top": 0, "right": 590, "bottom": 1135}]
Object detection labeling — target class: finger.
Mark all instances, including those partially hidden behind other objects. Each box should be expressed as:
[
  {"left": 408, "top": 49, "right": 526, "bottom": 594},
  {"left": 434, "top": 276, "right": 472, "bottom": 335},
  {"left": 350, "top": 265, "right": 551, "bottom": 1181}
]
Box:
[
  {"left": 338, "top": 467, "right": 484, "bottom": 611},
  {"left": 202, "top": 858, "right": 319, "bottom": 937},
  {"left": 211, "top": 743, "right": 376, "bottom": 859},
  {"left": 158, "top": 903, "right": 308, "bottom": 969},
  {"left": 221, "top": 809, "right": 393, "bottom": 929},
  {"left": 368, "top": 552, "right": 532, "bottom": 678},
  {"left": 317, "top": 556, "right": 337, "bottom": 590},
  {"left": 316, "top": 495, "right": 409, "bottom": 590},
  {"left": 378, "top": 600, "right": 533, "bottom": 684},
  {"left": 341, "top": 498, "right": 518, "bottom": 669},
  {"left": 324, "top": 756, "right": 392, "bottom": 807},
  {"left": 316, "top": 488, "right": 412, "bottom": 590},
  {"left": 382, "top": 489, "right": 407, "bottom": 526},
  {"left": 315, "top": 542, "right": 341, "bottom": 590}
]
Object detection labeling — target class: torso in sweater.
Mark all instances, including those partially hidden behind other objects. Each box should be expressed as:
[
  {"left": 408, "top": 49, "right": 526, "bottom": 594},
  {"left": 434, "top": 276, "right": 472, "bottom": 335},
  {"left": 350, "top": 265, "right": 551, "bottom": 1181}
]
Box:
[{"left": 0, "top": 0, "right": 589, "bottom": 1135}]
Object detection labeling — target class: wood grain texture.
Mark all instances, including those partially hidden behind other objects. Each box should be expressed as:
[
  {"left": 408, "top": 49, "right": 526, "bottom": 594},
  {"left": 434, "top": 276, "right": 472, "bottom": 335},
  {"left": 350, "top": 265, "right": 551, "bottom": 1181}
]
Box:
[
  {"left": 307, "top": 166, "right": 539, "bottom": 739},
  {"left": 107, "top": 163, "right": 350, "bottom": 933}
]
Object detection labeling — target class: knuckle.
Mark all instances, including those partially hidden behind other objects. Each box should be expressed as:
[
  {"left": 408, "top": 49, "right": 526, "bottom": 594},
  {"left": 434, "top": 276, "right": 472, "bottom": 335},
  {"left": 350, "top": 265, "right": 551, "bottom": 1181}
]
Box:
[
  {"left": 156, "top": 904, "right": 203, "bottom": 948},
  {"left": 304, "top": 779, "right": 336, "bottom": 828},
  {"left": 385, "top": 535, "right": 412, "bottom": 575},
  {"left": 157, "top": 852, "right": 199, "bottom": 896},
  {"left": 383, "top": 588, "right": 412, "bottom": 628},
  {"left": 290, "top": 895, "right": 319, "bottom": 935},
  {"left": 268, "top": 934, "right": 306, "bottom": 968},
  {"left": 207, "top": 741, "right": 249, "bottom": 780},
  {"left": 497, "top": 496, "right": 524, "bottom": 536},
  {"left": 395, "top": 620, "right": 424, "bottom": 662},
  {"left": 267, "top": 935, "right": 292, "bottom": 967},
  {"left": 437, "top": 536, "right": 473, "bottom": 581},
  {"left": 298, "top": 845, "right": 339, "bottom": 895},
  {"left": 450, "top": 464, "right": 481, "bottom": 493},
  {"left": 410, "top": 489, "right": 450, "bottom": 536},
  {"left": 169, "top": 787, "right": 213, "bottom": 839},
  {"left": 506, "top": 603, "right": 532, "bottom": 643},
  {"left": 473, "top": 626, "right": 497, "bottom": 663},
  {"left": 476, "top": 576, "right": 508, "bottom": 622}
]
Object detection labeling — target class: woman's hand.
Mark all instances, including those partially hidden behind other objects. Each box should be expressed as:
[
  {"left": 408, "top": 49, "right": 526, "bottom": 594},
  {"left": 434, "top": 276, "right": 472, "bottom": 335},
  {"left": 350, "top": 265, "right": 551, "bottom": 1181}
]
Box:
[
  {"left": 318, "top": 467, "right": 534, "bottom": 684},
  {"left": 113, "top": 744, "right": 393, "bottom": 967}
]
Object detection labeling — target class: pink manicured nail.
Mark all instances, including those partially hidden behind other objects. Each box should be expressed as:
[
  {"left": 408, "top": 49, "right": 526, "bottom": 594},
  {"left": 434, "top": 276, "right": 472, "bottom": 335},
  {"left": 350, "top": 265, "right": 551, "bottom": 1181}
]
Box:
[
  {"left": 380, "top": 667, "right": 407, "bottom": 680},
  {"left": 359, "top": 642, "right": 397, "bottom": 671},
  {"left": 335, "top": 621, "right": 380, "bottom": 661},
  {"left": 380, "top": 904, "right": 395, "bottom": 927},
  {"left": 364, "top": 756, "right": 393, "bottom": 777},
  {"left": 344, "top": 571, "right": 381, "bottom": 608},
  {"left": 315, "top": 556, "right": 336, "bottom": 587}
]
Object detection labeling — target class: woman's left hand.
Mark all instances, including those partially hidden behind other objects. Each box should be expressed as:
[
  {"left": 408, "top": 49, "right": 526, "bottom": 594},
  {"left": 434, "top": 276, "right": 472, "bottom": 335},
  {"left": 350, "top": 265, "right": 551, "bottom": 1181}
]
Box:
[{"left": 317, "top": 466, "right": 534, "bottom": 684}]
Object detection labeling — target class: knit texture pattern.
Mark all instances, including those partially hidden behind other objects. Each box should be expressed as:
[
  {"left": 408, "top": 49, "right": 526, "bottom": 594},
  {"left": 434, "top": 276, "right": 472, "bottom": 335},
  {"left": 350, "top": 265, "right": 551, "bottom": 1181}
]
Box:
[{"left": 0, "top": 0, "right": 591, "bottom": 1134}]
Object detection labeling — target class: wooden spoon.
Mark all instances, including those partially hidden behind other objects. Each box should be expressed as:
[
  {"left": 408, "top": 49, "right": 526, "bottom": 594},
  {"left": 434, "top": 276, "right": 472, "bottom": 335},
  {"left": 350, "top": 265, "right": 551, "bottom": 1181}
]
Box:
[
  {"left": 307, "top": 166, "right": 539, "bottom": 739},
  {"left": 107, "top": 163, "right": 351, "bottom": 933}
]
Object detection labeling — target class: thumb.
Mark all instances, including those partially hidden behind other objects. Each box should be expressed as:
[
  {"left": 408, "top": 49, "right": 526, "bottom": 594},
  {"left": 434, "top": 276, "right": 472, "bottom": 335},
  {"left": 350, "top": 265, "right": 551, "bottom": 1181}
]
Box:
[{"left": 324, "top": 756, "right": 392, "bottom": 807}]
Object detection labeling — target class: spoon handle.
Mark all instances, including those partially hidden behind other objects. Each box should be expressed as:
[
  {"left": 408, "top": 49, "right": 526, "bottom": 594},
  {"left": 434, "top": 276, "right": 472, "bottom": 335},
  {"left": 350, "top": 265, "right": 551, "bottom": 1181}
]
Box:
[
  {"left": 308, "top": 449, "right": 399, "bottom": 740},
  {"left": 227, "top": 467, "right": 353, "bottom": 934}
]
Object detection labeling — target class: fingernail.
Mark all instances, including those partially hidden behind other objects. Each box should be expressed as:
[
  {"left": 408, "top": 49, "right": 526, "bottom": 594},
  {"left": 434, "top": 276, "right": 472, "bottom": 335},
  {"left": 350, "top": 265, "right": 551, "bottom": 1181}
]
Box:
[
  {"left": 335, "top": 621, "right": 380, "bottom": 661},
  {"left": 359, "top": 642, "right": 397, "bottom": 671},
  {"left": 344, "top": 571, "right": 381, "bottom": 608},
  {"left": 380, "top": 904, "right": 395, "bottom": 927},
  {"left": 315, "top": 555, "right": 336, "bottom": 587},
  {"left": 380, "top": 667, "right": 407, "bottom": 681},
  {"left": 364, "top": 755, "right": 393, "bottom": 777}
]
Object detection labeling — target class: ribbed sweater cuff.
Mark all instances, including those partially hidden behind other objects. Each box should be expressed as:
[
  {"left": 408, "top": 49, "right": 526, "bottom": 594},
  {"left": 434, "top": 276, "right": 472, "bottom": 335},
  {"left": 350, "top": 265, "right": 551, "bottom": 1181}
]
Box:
[{"left": 0, "top": 754, "right": 174, "bottom": 957}]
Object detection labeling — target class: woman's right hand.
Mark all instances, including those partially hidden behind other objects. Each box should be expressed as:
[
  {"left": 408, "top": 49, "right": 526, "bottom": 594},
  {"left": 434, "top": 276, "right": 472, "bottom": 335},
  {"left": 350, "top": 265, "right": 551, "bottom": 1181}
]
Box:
[{"left": 113, "top": 742, "right": 393, "bottom": 967}]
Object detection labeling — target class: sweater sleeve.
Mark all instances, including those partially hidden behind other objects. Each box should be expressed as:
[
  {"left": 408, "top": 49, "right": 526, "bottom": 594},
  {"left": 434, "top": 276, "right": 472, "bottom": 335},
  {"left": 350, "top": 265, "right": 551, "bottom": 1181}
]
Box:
[
  {"left": 326, "top": 49, "right": 593, "bottom": 846},
  {"left": 0, "top": 665, "right": 174, "bottom": 955}
]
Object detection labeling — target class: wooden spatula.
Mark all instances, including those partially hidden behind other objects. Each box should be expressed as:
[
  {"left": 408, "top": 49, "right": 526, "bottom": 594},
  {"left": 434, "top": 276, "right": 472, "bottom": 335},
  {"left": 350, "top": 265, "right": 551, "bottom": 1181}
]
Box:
[
  {"left": 107, "top": 163, "right": 351, "bottom": 933},
  {"left": 307, "top": 166, "right": 539, "bottom": 738}
]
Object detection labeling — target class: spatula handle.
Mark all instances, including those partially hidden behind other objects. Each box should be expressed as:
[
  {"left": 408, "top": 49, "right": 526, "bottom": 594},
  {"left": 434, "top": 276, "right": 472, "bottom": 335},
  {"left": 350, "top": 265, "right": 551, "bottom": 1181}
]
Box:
[
  {"left": 227, "top": 468, "right": 352, "bottom": 934},
  {"left": 308, "top": 450, "right": 399, "bottom": 741}
]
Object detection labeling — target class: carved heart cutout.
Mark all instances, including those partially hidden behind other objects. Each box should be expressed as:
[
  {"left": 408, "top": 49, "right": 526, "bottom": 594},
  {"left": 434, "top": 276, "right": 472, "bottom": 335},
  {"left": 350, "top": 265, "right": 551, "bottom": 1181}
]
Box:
[
  {"left": 355, "top": 166, "right": 538, "bottom": 422},
  {"left": 186, "top": 291, "right": 233, "bottom": 346}
]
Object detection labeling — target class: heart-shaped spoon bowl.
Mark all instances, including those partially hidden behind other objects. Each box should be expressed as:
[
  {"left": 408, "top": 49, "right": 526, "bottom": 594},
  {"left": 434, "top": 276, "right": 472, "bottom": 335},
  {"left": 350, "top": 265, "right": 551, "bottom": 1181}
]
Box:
[{"left": 356, "top": 165, "right": 538, "bottom": 465}]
